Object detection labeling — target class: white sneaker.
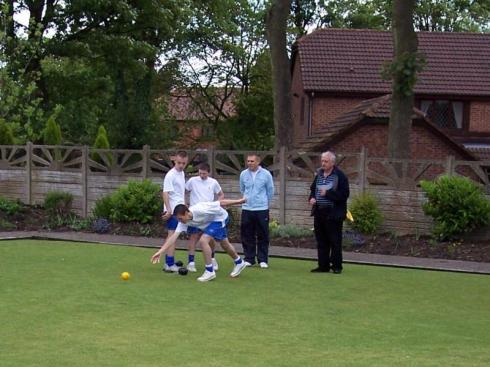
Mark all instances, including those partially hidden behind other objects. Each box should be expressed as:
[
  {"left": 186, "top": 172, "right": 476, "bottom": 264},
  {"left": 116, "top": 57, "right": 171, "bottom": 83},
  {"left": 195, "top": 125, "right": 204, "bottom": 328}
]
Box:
[
  {"left": 259, "top": 262, "right": 269, "bottom": 269},
  {"left": 212, "top": 258, "right": 219, "bottom": 271},
  {"left": 164, "top": 264, "right": 179, "bottom": 273},
  {"left": 197, "top": 271, "right": 216, "bottom": 282},
  {"left": 187, "top": 262, "right": 197, "bottom": 272},
  {"left": 244, "top": 261, "right": 253, "bottom": 267},
  {"left": 230, "top": 261, "right": 247, "bottom": 277}
]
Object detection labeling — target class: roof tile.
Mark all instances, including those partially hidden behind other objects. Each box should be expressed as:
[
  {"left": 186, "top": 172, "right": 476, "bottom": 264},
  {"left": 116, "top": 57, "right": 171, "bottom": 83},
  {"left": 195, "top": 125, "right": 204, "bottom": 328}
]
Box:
[{"left": 295, "top": 29, "right": 490, "bottom": 96}]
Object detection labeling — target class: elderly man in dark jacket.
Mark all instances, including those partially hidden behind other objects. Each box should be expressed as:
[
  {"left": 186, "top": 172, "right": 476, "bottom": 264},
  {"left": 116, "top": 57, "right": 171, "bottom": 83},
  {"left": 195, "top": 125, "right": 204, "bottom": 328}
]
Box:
[{"left": 309, "top": 151, "right": 350, "bottom": 274}]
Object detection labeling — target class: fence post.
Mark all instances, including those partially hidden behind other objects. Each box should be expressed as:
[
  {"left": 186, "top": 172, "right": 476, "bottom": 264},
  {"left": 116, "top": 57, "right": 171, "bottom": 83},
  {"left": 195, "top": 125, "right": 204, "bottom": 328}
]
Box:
[
  {"left": 26, "top": 142, "right": 32, "bottom": 205},
  {"left": 207, "top": 147, "right": 215, "bottom": 177},
  {"left": 279, "top": 146, "right": 286, "bottom": 225},
  {"left": 81, "top": 145, "right": 88, "bottom": 217},
  {"left": 358, "top": 146, "right": 367, "bottom": 192},
  {"left": 142, "top": 145, "right": 149, "bottom": 179},
  {"left": 446, "top": 155, "right": 455, "bottom": 176}
]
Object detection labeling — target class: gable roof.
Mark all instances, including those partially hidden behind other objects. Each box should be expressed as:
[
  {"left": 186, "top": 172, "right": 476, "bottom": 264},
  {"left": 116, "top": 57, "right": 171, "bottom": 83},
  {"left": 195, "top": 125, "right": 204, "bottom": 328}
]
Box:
[
  {"left": 295, "top": 94, "right": 476, "bottom": 160},
  {"left": 294, "top": 28, "right": 490, "bottom": 97}
]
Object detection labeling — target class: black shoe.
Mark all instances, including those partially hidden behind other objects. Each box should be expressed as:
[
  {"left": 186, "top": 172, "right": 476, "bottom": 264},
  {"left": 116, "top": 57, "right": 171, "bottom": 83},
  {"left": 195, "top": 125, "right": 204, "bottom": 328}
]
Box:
[
  {"left": 311, "top": 267, "right": 330, "bottom": 273},
  {"left": 332, "top": 269, "right": 342, "bottom": 274}
]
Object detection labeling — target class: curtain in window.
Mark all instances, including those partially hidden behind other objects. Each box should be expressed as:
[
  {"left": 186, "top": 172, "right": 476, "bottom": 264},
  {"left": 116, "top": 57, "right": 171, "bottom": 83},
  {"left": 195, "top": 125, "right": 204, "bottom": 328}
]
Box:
[{"left": 452, "top": 102, "right": 463, "bottom": 129}]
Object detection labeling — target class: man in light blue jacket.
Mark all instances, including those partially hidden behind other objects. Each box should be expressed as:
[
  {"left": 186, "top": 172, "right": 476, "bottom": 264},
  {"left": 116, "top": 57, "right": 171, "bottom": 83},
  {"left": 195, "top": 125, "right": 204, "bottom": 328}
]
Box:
[{"left": 239, "top": 154, "right": 274, "bottom": 268}]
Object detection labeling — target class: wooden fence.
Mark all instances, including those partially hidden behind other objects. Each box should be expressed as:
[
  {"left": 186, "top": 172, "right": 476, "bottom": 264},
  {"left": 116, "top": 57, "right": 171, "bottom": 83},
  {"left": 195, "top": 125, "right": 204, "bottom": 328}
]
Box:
[{"left": 1, "top": 143, "right": 489, "bottom": 234}]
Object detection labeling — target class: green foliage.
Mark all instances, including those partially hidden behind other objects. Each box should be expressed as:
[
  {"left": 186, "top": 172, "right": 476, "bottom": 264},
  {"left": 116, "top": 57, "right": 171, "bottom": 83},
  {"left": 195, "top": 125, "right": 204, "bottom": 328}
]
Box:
[
  {"left": 0, "top": 119, "right": 15, "bottom": 145},
  {"left": 93, "top": 195, "right": 114, "bottom": 219},
  {"left": 0, "top": 196, "right": 21, "bottom": 215},
  {"left": 269, "top": 219, "right": 313, "bottom": 238},
  {"left": 420, "top": 175, "right": 490, "bottom": 240},
  {"left": 382, "top": 52, "right": 426, "bottom": 97},
  {"left": 43, "top": 191, "right": 73, "bottom": 217},
  {"left": 43, "top": 113, "right": 62, "bottom": 145},
  {"left": 91, "top": 125, "right": 112, "bottom": 164},
  {"left": 349, "top": 192, "right": 383, "bottom": 235},
  {"left": 110, "top": 179, "right": 161, "bottom": 223},
  {"left": 216, "top": 51, "right": 274, "bottom": 150}
]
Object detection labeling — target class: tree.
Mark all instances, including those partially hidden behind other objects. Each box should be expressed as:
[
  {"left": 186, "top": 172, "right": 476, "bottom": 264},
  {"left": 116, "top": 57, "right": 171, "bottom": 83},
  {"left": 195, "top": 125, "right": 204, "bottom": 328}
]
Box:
[
  {"left": 265, "top": 0, "right": 293, "bottom": 150},
  {"left": 217, "top": 51, "right": 274, "bottom": 150},
  {"left": 0, "top": 119, "right": 15, "bottom": 145},
  {"left": 43, "top": 112, "right": 62, "bottom": 145},
  {"left": 91, "top": 125, "right": 111, "bottom": 165},
  {"left": 386, "top": 0, "right": 423, "bottom": 160}
]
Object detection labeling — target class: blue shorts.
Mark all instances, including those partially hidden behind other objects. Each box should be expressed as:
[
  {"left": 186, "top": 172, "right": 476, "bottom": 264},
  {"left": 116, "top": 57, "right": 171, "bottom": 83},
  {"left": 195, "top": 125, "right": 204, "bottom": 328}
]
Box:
[
  {"left": 187, "top": 226, "right": 201, "bottom": 235},
  {"left": 202, "top": 219, "right": 229, "bottom": 241},
  {"left": 166, "top": 215, "right": 179, "bottom": 231}
]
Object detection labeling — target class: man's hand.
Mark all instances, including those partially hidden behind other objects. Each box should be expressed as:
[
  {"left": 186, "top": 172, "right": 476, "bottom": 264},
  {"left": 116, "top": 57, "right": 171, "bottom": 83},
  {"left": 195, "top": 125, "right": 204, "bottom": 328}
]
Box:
[
  {"left": 151, "top": 252, "right": 162, "bottom": 264},
  {"left": 161, "top": 211, "right": 171, "bottom": 221},
  {"left": 309, "top": 198, "right": 316, "bottom": 205}
]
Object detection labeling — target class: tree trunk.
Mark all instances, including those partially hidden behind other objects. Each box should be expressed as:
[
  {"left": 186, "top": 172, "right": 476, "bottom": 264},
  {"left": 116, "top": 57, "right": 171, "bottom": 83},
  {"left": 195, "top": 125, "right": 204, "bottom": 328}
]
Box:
[
  {"left": 265, "top": 0, "right": 293, "bottom": 151},
  {"left": 388, "top": 0, "right": 418, "bottom": 160}
]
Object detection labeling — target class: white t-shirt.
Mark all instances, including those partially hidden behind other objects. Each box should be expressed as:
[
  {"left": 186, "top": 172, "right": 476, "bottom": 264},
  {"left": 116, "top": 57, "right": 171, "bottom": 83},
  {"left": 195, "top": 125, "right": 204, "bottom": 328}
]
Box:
[
  {"left": 175, "top": 201, "right": 228, "bottom": 233},
  {"left": 162, "top": 167, "right": 185, "bottom": 212},
  {"left": 185, "top": 176, "right": 222, "bottom": 206}
]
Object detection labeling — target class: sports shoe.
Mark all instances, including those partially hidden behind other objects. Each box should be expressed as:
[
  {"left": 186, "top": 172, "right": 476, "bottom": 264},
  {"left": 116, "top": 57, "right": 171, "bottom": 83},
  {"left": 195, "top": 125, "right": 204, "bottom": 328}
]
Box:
[
  {"left": 244, "top": 261, "right": 253, "bottom": 267},
  {"left": 230, "top": 261, "right": 247, "bottom": 277},
  {"left": 197, "top": 271, "right": 216, "bottom": 282},
  {"left": 212, "top": 258, "right": 219, "bottom": 271},
  {"left": 259, "top": 262, "right": 269, "bottom": 269},
  {"left": 163, "top": 264, "right": 179, "bottom": 273},
  {"left": 187, "top": 262, "right": 197, "bottom": 272}
]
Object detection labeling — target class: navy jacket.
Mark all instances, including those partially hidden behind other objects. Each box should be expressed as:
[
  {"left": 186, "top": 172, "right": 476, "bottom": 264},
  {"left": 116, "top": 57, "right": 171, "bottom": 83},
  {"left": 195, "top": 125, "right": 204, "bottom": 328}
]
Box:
[{"left": 309, "top": 166, "right": 350, "bottom": 220}]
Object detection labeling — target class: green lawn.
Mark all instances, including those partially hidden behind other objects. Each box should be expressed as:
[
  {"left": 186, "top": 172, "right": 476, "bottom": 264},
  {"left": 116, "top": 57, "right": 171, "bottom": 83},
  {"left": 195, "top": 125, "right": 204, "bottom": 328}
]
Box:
[{"left": 1, "top": 240, "right": 489, "bottom": 367}]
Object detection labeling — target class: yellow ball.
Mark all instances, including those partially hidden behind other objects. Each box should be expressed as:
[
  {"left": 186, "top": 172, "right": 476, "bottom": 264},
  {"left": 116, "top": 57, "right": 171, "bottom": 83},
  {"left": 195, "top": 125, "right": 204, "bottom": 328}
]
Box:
[{"left": 121, "top": 272, "right": 130, "bottom": 280}]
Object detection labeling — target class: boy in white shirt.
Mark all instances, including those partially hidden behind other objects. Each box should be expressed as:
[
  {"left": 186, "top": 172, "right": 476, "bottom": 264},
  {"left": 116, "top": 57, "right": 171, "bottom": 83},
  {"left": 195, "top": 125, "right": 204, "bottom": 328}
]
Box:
[
  {"left": 150, "top": 198, "right": 247, "bottom": 282},
  {"left": 161, "top": 151, "right": 187, "bottom": 272},
  {"left": 185, "top": 163, "right": 224, "bottom": 272}
]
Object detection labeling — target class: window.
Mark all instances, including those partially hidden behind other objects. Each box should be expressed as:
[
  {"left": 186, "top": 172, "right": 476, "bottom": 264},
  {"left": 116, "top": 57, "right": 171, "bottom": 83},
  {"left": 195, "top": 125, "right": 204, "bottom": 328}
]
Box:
[{"left": 420, "top": 100, "right": 464, "bottom": 129}]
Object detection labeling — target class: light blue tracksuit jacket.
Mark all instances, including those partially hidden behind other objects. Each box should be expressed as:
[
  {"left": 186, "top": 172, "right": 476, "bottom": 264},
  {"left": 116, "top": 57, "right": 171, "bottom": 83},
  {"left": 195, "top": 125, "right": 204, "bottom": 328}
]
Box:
[{"left": 239, "top": 167, "right": 274, "bottom": 211}]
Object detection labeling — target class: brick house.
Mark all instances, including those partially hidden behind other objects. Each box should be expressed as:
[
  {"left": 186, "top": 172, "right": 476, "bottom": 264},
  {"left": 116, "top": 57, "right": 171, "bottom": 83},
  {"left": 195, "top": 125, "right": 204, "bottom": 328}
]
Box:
[
  {"left": 163, "top": 89, "right": 236, "bottom": 148},
  {"left": 291, "top": 28, "right": 490, "bottom": 160}
]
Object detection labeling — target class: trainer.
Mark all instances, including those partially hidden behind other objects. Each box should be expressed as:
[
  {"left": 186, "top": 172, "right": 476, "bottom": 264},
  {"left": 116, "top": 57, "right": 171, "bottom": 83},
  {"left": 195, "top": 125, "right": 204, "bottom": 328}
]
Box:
[
  {"left": 309, "top": 151, "right": 349, "bottom": 274},
  {"left": 239, "top": 153, "right": 274, "bottom": 268}
]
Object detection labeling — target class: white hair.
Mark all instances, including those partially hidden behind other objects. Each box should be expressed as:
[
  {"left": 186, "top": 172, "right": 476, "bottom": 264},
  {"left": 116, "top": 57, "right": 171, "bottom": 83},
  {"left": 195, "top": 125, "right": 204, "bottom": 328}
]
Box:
[{"left": 321, "top": 151, "right": 336, "bottom": 163}]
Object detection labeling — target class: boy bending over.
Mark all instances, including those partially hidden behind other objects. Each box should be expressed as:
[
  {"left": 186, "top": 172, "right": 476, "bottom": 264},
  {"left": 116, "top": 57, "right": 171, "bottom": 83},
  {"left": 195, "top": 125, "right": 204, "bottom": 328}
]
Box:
[{"left": 150, "top": 198, "right": 247, "bottom": 282}]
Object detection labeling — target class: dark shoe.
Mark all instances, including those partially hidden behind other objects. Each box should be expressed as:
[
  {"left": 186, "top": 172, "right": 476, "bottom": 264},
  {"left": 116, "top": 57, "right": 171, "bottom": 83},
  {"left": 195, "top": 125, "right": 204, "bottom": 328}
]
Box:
[
  {"left": 332, "top": 269, "right": 342, "bottom": 274},
  {"left": 311, "top": 267, "right": 330, "bottom": 273}
]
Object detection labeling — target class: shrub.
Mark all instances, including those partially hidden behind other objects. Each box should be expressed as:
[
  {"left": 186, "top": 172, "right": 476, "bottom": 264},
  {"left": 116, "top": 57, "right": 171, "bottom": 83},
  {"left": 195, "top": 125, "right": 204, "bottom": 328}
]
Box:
[
  {"left": 93, "top": 195, "right": 114, "bottom": 219},
  {"left": 91, "top": 125, "right": 112, "bottom": 165},
  {"left": 43, "top": 113, "right": 62, "bottom": 145},
  {"left": 0, "top": 119, "right": 15, "bottom": 145},
  {"left": 44, "top": 191, "right": 73, "bottom": 216},
  {"left": 269, "top": 221, "right": 313, "bottom": 238},
  {"left": 0, "top": 196, "right": 21, "bottom": 215},
  {"left": 92, "top": 218, "right": 111, "bottom": 234},
  {"left": 348, "top": 192, "right": 383, "bottom": 235},
  {"left": 420, "top": 175, "right": 490, "bottom": 240},
  {"left": 110, "top": 179, "right": 161, "bottom": 223}
]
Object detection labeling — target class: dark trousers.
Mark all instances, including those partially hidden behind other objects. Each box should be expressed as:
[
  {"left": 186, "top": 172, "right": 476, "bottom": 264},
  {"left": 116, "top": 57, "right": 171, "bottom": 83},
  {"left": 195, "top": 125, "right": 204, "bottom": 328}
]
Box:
[
  {"left": 241, "top": 209, "right": 270, "bottom": 264},
  {"left": 313, "top": 214, "right": 343, "bottom": 271}
]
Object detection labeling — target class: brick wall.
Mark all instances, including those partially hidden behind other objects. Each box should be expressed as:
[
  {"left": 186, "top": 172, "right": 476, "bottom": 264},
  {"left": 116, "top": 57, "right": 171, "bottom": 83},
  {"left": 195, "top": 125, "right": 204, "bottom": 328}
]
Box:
[
  {"left": 469, "top": 101, "right": 490, "bottom": 132},
  {"left": 331, "top": 123, "right": 469, "bottom": 160},
  {"left": 311, "top": 96, "right": 365, "bottom": 133}
]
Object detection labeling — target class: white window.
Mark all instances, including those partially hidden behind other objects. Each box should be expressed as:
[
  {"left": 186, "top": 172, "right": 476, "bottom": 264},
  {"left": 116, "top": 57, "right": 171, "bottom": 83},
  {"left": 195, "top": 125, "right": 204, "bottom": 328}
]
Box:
[{"left": 420, "top": 100, "right": 464, "bottom": 129}]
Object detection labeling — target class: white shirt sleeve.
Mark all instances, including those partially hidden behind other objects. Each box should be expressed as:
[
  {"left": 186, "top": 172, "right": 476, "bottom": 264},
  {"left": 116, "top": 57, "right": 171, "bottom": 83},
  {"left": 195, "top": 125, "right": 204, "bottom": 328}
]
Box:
[
  {"left": 163, "top": 172, "right": 174, "bottom": 193},
  {"left": 213, "top": 179, "right": 222, "bottom": 195},
  {"left": 185, "top": 177, "right": 193, "bottom": 192},
  {"left": 175, "top": 222, "right": 188, "bottom": 233}
]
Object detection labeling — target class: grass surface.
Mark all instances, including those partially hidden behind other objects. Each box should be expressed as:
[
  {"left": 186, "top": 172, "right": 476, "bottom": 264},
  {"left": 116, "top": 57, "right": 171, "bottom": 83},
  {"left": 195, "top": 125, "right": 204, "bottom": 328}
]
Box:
[{"left": 1, "top": 239, "right": 489, "bottom": 367}]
